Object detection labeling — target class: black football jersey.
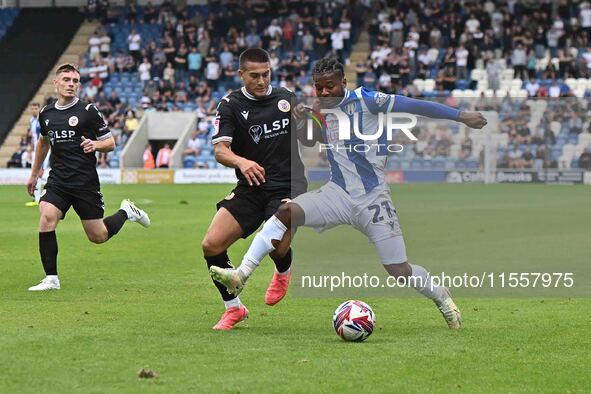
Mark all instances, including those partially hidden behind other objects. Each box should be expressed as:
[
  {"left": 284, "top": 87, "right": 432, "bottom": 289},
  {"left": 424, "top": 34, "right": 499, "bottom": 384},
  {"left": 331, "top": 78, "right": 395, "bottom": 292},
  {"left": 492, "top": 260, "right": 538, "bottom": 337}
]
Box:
[
  {"left": 39, "top": 98, "right": 112, "bottom": 191},
  {"left": 212, "top": 86, "right": 307, "bottom": 190}
]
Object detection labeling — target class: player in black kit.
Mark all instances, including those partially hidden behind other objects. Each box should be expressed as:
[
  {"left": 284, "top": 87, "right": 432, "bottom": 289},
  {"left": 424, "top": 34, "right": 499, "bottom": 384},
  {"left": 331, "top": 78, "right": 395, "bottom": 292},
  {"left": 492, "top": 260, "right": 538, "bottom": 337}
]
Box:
[
  {"left": 202, "top": 48, "right": 308, "bottom": 330},
  {"left": 26, "top": 63, "right": 151, "bottom": 291}
]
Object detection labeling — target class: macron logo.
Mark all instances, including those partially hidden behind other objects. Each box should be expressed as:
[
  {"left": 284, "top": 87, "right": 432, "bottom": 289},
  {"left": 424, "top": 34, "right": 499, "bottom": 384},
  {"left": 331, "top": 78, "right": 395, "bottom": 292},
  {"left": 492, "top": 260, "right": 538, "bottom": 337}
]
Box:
[{"left": 241, "top": 111, "right": 249, "bottom": 120}]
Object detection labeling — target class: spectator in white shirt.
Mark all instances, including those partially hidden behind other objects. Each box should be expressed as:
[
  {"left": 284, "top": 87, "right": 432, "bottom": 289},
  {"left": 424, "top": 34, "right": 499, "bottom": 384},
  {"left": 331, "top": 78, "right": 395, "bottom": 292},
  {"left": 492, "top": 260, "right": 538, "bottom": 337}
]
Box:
[
  {"left": 417, "top": 48, "right": 431, "bottom": 66},
  {"left": 331, "top": 27, "right": 346, "bottom": 63},
  {"left": 582, "top": 47, "right": 591, "bottom": 70},
  {"left": 465, "top": 14, "right": 480, "bottom": 34},
  {"left": 138, "top": 57, "right": 152, "bottom": 86},
  {"left": 455, "top": 44, "right": 469, "bottom": 80},
  {"left": 512, "top": 43, "right": 527, "bottom": 79},
  {"left": 525, "top": 78, "right": 540, "bottom": 96},
  {"left": 205, "top": 57, "right": 221, "bottom": 89},
  {"left": 581, "top": 3, "right": 591, "bottom": 29},
  {"left": 267, "top": 19, "right": 283, "bottom": 38},
  {"left": 88, "top": 31, "right": 101, "bottom": 59},
  {"left": 99, "top": 32, "right": 111, "bottom": 57},
  {"left": 128, "top": 29, "right": 142, "bottom": 63},
  {"left": 549, "top": 81, "right": 561, "bottom": 98},
  {"left": 184, "top": 131, "right": 203, "bottom": 158}
]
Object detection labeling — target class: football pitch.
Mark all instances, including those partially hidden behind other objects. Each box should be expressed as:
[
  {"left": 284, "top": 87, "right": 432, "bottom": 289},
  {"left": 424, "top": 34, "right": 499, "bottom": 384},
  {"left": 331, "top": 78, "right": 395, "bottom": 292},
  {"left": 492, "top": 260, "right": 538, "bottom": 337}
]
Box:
[{"left": 0, "top": 183, "right": 590, "bottom": 393}]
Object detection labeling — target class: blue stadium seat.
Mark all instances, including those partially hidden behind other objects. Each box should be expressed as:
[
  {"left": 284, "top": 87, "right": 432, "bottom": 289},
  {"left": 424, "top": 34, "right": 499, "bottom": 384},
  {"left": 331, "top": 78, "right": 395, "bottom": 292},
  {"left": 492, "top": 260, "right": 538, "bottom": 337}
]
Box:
[
  {"left": 568, "top": 135, "right": 579, "bottom": 145},
  {"left": 410, "top": 159, "right": 424, "bottom": 169},
  {"left": 184, "top": 156, "right": 197, "bottom": 168}
]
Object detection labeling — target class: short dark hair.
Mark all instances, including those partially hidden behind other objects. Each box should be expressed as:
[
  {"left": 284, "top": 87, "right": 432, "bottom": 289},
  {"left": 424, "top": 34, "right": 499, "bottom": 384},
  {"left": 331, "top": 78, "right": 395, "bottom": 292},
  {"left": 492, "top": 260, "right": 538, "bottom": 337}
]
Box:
[
  {"left": 313, "top": 57, "right": 345, "bottom": 79},
  {"left": 30, "top": 102, "right": 40, "bottom": 107},
  {"left": 239, "top": 48, "right": 270, "bottom": 70},
  {"left": 55, "top": 63, "right": 80, "bottom": 76}
]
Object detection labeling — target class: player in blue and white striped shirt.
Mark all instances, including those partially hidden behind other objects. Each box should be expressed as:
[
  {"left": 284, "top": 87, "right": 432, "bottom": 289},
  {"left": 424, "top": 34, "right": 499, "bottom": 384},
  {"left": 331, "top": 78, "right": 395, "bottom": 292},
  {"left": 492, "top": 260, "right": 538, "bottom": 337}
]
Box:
[{"left": 210, "top": 57, "right": 487, "bottom": 329}]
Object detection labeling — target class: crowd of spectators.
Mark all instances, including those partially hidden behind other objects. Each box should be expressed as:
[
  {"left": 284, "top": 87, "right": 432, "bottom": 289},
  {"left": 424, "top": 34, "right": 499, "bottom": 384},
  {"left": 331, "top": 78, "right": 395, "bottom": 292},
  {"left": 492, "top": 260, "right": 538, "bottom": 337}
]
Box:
[
  {"left": 354, "top": 0, "right": 591, "bottom": 97},
  {"left": 8, "top": 1, "right": 591, "bottom": 170}
]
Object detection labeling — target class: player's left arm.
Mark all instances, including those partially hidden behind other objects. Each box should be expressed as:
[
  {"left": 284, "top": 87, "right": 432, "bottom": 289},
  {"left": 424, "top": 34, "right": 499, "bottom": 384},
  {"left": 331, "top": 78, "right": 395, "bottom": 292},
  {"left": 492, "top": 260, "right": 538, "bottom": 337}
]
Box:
[
  {"left": 82, "top": 104, "right": 116, "bottom": 153},
  {"left": 393, "top": 95, "right": 487, "bottom": 129},
  {"left": 81, "top": 135, "right": 115, "bottom": 153}
]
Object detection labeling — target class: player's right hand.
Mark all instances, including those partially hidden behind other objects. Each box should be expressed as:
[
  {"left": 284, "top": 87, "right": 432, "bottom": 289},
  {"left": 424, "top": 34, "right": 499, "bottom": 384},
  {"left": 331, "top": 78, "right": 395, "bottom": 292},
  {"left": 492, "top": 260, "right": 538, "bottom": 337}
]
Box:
[
  {"left": 26, "top": 175, "right": 37, "bottom": 196},
  {"left": 238, "top": 159, "right": 266, "bottom": 186}
]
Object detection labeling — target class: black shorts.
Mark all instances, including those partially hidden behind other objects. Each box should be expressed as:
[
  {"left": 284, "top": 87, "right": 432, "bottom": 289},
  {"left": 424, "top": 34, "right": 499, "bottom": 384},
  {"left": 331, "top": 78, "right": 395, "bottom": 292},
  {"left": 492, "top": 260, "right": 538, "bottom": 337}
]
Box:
[
  {"left": 217, "top": 184, "right": 305, "bottom": 238},
  {"left": 40, "top": 184, "right": 105, "bottom": 220}
]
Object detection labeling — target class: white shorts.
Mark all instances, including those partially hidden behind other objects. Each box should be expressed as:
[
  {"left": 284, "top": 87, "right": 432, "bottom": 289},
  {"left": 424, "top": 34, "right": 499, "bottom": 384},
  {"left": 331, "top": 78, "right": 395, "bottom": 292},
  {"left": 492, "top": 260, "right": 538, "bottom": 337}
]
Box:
[
  {"left": 293, "top": 182, "right": 404, "bottom": 243},
  {"left": 293, "top": 182, "right": 407, "bottom": 264}
]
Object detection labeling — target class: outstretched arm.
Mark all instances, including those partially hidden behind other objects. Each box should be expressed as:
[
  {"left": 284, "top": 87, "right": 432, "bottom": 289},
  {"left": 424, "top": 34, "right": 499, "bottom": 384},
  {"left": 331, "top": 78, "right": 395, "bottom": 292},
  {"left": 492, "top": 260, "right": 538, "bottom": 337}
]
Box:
[{"left": 394, "top": 95, "right": 487, "bottom": 129}]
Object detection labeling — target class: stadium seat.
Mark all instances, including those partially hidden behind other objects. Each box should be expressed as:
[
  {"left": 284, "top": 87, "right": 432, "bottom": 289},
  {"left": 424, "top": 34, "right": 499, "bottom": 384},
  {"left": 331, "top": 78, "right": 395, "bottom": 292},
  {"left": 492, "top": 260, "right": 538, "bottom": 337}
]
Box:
[
  {"left": 412, "top": 79, "right": 425, "bottom": 92},
  {"left": 184, "top": 156, "right": 197, "bottom": 168},
  {"left": 456, "top": 80, "right": 469, "bottom": 90},
  {"left": 477, "top": 80, "right": 488, "bottom": 91},
  {"left": 470, "top": 69, "right": 484, "bottom": 81},
  {"left": 423, "top": 79, "right": 435, "bottom": 92},
  {"left": 574, "top": 88, "right": 586, "bottom": 98},
  {"left": 501, "top": 69, "right": 514, "bottom": 81},
  {"left": 510, "top": 79, "right": 523, "bottom": 89},
  {"left": 565, "top": 78, "right": 577, "bottom": 90},
  {"left": 483, "top": 89, "right": 495, "bottom": 97},
  {"left": 495, "top": 89, "right": 507, "bottom": 98}
]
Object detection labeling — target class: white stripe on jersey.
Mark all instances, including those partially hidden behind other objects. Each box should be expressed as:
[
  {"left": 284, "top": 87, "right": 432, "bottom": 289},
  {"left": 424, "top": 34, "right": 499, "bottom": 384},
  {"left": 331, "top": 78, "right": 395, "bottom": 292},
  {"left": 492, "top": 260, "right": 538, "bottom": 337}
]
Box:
[{"left": 324, "top": 87, "right": 392, "bottom": 198}]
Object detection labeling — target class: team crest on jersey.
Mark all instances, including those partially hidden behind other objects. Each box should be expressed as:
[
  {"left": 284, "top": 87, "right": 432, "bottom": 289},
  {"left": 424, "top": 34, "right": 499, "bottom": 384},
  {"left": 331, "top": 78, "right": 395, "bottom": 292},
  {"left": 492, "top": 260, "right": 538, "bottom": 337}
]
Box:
[
  {"left": 375, "top": 91, "right": 388, "bottom": 107},
  {"left": 248, "top": 124, "right": 263, "bottom": 144},
  {"left": 45, "top": 119, "right": 49, "bottom": 126},
  {"left": 68, "top": 116, "right": 79, "bottom": 127},
  {"left": 278, "top": 99, "right": 291, "bottom": 112}
]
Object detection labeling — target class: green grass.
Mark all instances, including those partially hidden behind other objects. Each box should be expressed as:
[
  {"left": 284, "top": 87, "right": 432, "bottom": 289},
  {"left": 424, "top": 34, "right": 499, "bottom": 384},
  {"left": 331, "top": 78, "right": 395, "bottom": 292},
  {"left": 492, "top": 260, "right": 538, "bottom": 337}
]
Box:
[{"left": 0, "top": 184, "right": 590, "bottom": 393}]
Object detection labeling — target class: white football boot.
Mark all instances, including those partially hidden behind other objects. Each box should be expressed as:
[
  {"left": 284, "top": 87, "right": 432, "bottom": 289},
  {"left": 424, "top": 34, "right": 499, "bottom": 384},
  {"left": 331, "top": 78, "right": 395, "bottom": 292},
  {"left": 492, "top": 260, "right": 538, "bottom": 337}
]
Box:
[
  {"left": 28, "top": 276, "right": 60, "bottom": 291},
  {"left": 209, "top": 266, "right": 244, "bottom": 296},
  {"left": 434, "top": 287, "right": 462, "bottom": 329},
  {"left": 120, "top": 199, "right": 151, "bottom": 227}
]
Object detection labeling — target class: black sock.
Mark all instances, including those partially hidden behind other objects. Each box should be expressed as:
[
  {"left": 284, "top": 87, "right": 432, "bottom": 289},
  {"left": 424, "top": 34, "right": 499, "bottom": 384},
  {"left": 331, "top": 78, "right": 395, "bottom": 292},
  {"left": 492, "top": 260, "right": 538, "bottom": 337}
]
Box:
[
  {"left": 272, "top": 248, "right": 292, "bottom": 274},
  {"left": 39, "top": 231, "right": 58, "bottom": 276},
  {"left": 205, "top": 251, "right": 236, "bottom": 301},
  {"left": 103, "top": 209, "right": 128, "bottom": 239}
]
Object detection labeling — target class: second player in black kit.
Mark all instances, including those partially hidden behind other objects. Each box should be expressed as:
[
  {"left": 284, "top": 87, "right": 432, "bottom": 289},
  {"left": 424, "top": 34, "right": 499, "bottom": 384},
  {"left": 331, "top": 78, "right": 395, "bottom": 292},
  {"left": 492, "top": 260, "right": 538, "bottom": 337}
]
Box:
[
  {"left": 212, "top": 85, "right": 307, "bottom": 236},
  {"left": 201, "top": 48, "right": 309, "bottom": 330}
]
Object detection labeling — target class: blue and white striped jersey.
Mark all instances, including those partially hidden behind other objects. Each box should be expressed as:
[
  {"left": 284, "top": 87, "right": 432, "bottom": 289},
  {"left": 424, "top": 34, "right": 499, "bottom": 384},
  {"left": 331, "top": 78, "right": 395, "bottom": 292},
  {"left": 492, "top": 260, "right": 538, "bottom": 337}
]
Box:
[{"left": 322, "top": 86, "right": 396, "bottom": 198}]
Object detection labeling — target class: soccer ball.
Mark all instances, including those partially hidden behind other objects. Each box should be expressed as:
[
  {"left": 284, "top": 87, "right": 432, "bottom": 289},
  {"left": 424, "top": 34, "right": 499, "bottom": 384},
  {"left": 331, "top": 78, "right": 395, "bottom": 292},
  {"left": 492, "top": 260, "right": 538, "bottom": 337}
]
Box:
[{"left": 332, "top": 300, "right": 376, "bottom": 342}]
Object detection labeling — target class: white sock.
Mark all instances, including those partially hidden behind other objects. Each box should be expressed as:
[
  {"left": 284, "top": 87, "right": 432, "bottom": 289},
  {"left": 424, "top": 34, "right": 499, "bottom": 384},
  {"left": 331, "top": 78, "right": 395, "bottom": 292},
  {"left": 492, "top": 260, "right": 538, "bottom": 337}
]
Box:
[
  {"left": 409, "top": 264, "right": 444, "bottom": 302},
  {"left": 237, "top": 216, "right": 287, "bottom": 281},
  {"left": 237, "top": 259, "right": 257, "bottom": 282},
  {"left": 223, "top": 297, "right": 241, "bottom": 310},
  {"left": 46, "top": 275, "right": 59, "bottom": 282}
]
